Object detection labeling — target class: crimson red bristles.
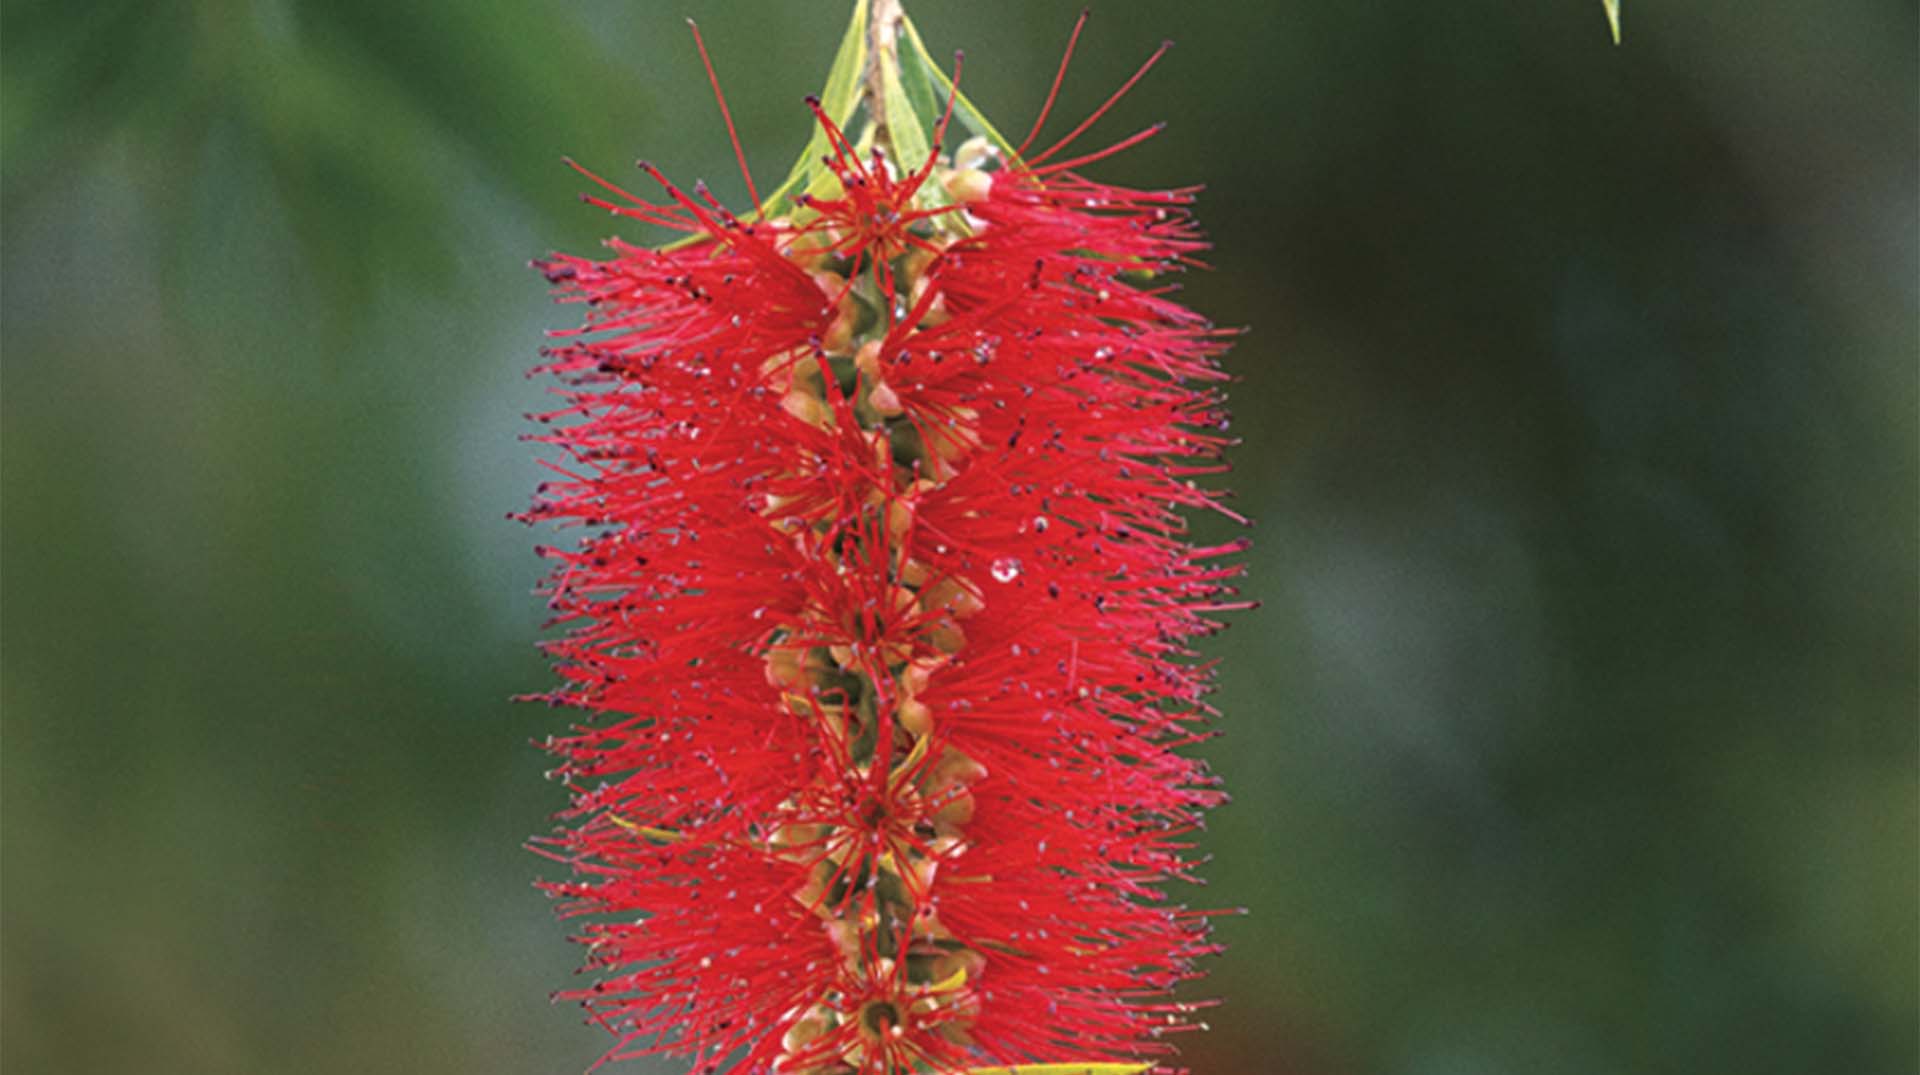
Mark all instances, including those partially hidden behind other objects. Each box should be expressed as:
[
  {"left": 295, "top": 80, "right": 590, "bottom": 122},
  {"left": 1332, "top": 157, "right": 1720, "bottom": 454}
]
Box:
[
  {"left": 526, "top": 18, "right": 1241, "bottom": 1075},
  {"left": 1024, "top": 39, "right": 1173, "bottom": 169}
]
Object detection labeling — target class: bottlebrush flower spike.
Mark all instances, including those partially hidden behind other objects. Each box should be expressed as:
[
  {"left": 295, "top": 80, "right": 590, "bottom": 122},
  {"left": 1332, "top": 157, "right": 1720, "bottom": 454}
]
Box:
[{"left": 523, "top": 3, "right": 1246, "bottom": 1072}]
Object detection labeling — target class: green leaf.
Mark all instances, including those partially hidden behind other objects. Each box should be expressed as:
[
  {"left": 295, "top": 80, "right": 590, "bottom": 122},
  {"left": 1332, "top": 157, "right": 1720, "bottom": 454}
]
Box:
[
  {"left": 878, "top": 41, "right": 930, "bottom": 179},
  {"left": 895, "top": 31, "right": 946, "bottom": 157},
  {"left": 757, "top": 0, "right": 870, "bottom": 218},
  {"left": 898, "top": 14, "right": 1020, "bottom": 161},
  {"left": 1602, "top": 0, "right": 1622, "bottom": 44},
  {"left": 963, "top": 1066, "right": 1152, "bottom": 1075}
]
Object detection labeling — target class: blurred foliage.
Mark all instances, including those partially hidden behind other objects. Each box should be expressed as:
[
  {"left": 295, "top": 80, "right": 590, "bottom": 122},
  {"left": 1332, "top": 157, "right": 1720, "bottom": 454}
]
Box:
[
  {"left": 1, "top": 0, "right": 668, "bottom": 338},
  {"left": 2, "top": 2, "right": 1914, "bottom": 1075}
]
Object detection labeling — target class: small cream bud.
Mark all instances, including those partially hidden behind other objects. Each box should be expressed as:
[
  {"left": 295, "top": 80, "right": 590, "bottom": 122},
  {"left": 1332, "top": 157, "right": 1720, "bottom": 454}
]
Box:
[
  {"left": 899, "top": 698, "right": 933, "bottom": 737},
  {"left": 943, "top": 168, "right": 993, "bottom": 204}
]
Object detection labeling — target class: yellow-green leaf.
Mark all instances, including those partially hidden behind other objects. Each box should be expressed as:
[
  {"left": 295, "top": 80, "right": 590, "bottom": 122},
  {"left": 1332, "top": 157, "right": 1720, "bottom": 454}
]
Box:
[
  {"left": 758, "top": 0, "right": 870, "bottom": 218},
  {"left": 879, "top": 39, "right": 930, "bottom": 178},
  {"left": 895, "top": 31, "right": 946, "bottom": 151},
  {"left": 899, "top": 14, "right": 1020, "bottom": 161},
  {"left": 1602, "top": 0, "right": 1622, "bottom": 44}
]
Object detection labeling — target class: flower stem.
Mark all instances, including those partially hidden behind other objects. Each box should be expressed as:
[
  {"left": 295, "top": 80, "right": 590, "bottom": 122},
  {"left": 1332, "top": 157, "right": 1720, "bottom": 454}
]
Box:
[{"left": 866, "top": 0, "right": 905, "bottom": 167}]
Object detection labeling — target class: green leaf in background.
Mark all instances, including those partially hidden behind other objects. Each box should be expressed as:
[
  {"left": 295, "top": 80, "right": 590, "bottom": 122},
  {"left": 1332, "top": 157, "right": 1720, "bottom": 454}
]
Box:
[
  {"left": 1603, "top": 0, "right": 1622, "bottom": 43},
  {"left": 0, "top": 0, "right": 657, "bottom": 342}
]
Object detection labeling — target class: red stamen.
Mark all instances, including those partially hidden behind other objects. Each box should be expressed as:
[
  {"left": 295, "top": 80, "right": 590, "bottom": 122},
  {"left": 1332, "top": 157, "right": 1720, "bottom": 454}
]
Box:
[
  {"left": 1015, "top": 8, "right": 1090, "bottom": 158},
  {"left": 687, "top": 19, "right": 763, "bottom": 215},
  {"left": 1031, "top": 122, "right": 1167, "bottom": 176},
  {"left": 1025, "top": 38, "right": 1172, "bottom": 169}
]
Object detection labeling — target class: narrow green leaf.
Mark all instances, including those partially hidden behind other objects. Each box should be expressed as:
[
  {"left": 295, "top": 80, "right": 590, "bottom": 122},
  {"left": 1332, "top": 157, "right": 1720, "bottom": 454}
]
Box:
[
  {"left": 896, "top": 35, "right": 945, "bottom": 153},
  {"left": 899, "top": 14, "right": 1019, "bottom": 160},
  {"left": 1602, "top": 0, "right": 1622, "bottom": 44},
  {"left": 879, "top": 47, "right": 930, "bottom": 177},
  {"left": 757, "top": 0, "right": 870, "bottom": 217}
]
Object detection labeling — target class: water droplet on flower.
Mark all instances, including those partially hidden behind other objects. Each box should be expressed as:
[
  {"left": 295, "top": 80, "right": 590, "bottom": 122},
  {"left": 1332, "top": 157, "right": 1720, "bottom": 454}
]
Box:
[
  {"left": 989, "top": 558, "right": 1021, "bottom": 583},
  {"left": 1031, "top": 515, "right": 1050, "bottom": 533}
]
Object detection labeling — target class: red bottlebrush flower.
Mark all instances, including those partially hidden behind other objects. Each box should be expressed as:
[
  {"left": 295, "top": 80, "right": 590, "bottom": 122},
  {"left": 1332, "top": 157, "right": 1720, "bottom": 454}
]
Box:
[{"left": 524, "top": 6, "right": 1245, "bottom": 1073}]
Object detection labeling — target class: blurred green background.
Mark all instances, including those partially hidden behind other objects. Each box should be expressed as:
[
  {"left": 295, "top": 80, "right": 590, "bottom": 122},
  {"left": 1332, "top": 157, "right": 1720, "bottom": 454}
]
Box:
[{"left": 3, "top": 1, "right": 1915, "bottom": 1073}]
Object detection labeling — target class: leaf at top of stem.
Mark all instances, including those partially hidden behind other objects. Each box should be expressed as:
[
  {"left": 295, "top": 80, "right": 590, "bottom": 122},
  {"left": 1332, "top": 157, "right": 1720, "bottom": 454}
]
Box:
[
  {"left": 875, "top": 26, "right": 930, "bottom": 183},
  {"left": 755, "top": 0, "right": 871, "bottom": 219},
  {"left": 899, "top": 14, "right": 1020, "bottom": 162}
]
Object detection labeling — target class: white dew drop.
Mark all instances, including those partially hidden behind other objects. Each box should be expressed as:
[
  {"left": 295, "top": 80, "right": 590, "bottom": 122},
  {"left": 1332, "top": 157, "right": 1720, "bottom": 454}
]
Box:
[{"left": 989, "top": 557, "right": 1021, "bottom": 583}]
